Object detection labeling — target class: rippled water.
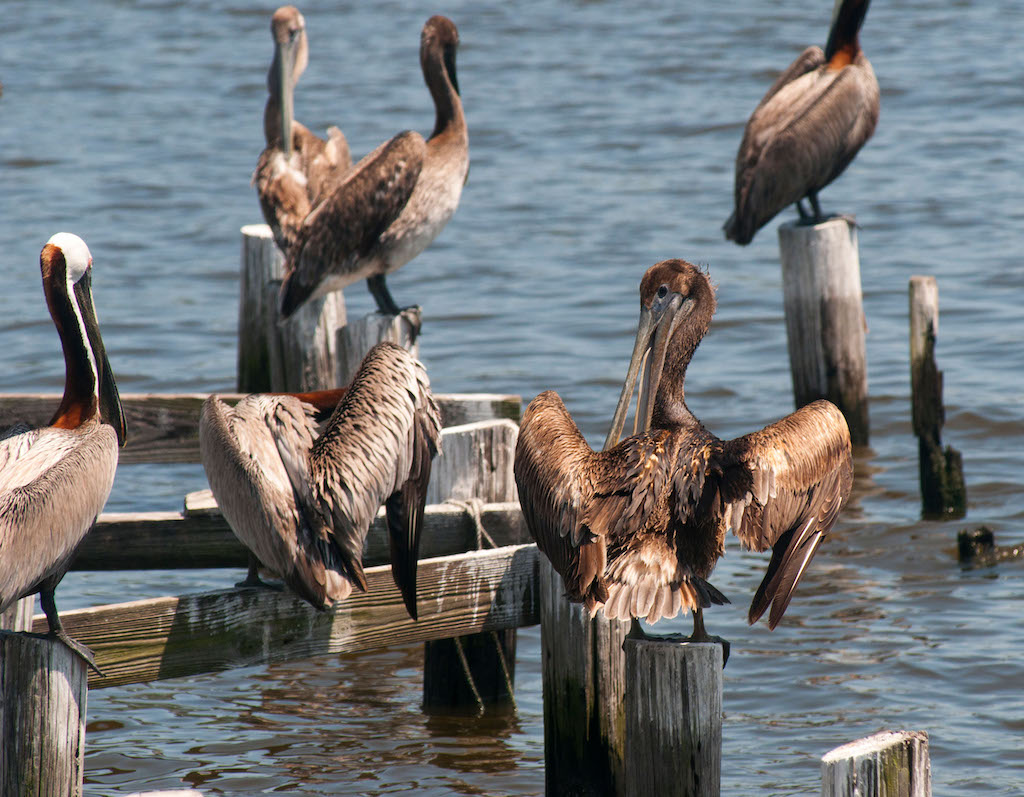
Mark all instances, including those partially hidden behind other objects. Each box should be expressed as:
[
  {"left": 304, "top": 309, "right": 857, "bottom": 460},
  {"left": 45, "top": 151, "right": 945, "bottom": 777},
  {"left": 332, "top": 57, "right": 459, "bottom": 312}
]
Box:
[{"left": 2, "top": 0, "right": 1023, "bottom": 794}]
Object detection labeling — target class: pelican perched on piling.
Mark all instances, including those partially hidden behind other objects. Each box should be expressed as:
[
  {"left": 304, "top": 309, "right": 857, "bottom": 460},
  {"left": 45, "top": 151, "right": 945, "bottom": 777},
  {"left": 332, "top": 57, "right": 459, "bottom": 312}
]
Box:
[
  {"left": 200, "top": 342, "right": 442, "bottom": 618},
  {"left": 279, "top": 15, "right": 469, "bottom": 321},
  {"left": 724, "top": 0, "right": 879, "bottom": 245},
  {"left": 0, "top": 233, "right": 126, "bottom": 672},
  {"left": 514, "top": 260, "right": 853, "bottom": 652},
  {"left": 253, "top": 5, "right": 351, "bottom": 254}
]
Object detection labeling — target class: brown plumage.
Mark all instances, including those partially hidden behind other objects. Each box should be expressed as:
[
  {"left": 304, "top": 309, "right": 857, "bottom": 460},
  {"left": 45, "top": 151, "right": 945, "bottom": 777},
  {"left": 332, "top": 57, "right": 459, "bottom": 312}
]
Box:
[
  {"left": 724, "top": 0, "right": 879, "bottom": 245},
  {"left": 0, "top": 234, "right": 126, "bottom": 673},
  {"left": 514, "top": 260, "right": 853, "bottom": 638},
  {"left": 200, "top": 342, "right": 441, "bottom": 618},
  {"left": 279, "top": 15, "right": 468, "bottom": 320},
  {"left": 253, "top": 5, "right": 351, "bottom": 254}
]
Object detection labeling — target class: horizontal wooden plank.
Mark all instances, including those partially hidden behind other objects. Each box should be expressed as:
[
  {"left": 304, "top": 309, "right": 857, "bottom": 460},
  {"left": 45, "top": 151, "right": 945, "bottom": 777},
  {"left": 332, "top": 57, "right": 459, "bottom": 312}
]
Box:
[
  {"left": 0, "top": 392, "right": 521, "bottom": 465},
  {"left": 36, "top": 544, "right": 540, "bottom": 689},
  {"left": 74, "top": 502, "right": 530, "bottom": 571}
]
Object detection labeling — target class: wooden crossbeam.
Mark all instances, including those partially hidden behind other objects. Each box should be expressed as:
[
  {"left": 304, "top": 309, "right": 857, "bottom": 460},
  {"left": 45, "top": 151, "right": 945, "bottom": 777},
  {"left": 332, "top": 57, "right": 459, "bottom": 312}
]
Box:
[
  {"left": 74, "top": 501, "right": 528, "bottom": 571},
  {"left": 36, "top": 544, "right": 540, "bottom": 689},
  {"left": 0, "top": 392, "right": 521, "bottom": 465}
]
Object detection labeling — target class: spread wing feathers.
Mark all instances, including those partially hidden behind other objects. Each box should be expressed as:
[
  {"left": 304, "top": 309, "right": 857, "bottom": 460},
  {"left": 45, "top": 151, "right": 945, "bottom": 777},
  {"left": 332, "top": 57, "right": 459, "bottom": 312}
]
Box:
[
  {"left": 199, "top": 394, "right": 353, "bottom": 609},
  {"left": 514, "top": 391, "right": 607, "bottom": 611},
  {"left": 515, "top": 392, "right": 728, "bottom": 623},
  {"left": 254, "top": 124, "right": 352, "bottom": 254},
  {"left": 728, "top": 51, "right": 879, "bottom": 242},
  {"left": 717, "top": 399, "right": 853, "bottom": 628},
  {"left": 0, "top": 422, "right": 118, "bottom": 611},
  {"left": 279, "top": 343, "right": 440, "bottom": 617},
  {"left": 279, "top": 131, "right": 425, "bottom": 316}
]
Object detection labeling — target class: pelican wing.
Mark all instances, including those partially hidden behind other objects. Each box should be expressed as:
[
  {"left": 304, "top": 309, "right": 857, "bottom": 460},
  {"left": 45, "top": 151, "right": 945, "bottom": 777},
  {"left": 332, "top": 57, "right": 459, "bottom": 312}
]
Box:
[
  {"left": 280, "top": 343, "right": 440, "bottom": 617},
  {"left": 716, "top": 399, "right": 853, "bottom": 628},
  {"left": 753, "top": 46, "right": 825, "bottom": 115},
  {"left": 279, "top": 131, "right": 426, "bottom": 316},
  {"left": 514, "top": 391, "right": 609, "bottom": 610},
  {"left": 0, "top": 422, "right": 118, "bottom": 612},
  {"left": 253, "top": 148, "right": 314, "bottom": 253},
  {"left": 200, "top": 394, "right": 353, "bottom": 609}
]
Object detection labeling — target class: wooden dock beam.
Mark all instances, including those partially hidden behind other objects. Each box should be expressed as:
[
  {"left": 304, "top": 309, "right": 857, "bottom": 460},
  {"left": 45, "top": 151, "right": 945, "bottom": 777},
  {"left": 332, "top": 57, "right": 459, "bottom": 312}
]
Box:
[
  {"left": 34, "top": 544, "right": 540, "bottom": 690},
  {"left": 539, "top": 558, "right": 629, "bottom": 795},
  {"left": 909, "top": 276, "right": 966, "bottom": 518},
  {"left": 623, "top": 639, "right": 722, "bottom": 797},
  {"left": 0, "top": 633, "right": 88, "bottom": 797},
  {"left": 821, "top": 730, "right": 931, "bottom": 797},
  {"left": 779, "top": 217, "right": 869, "bottom": 445}
]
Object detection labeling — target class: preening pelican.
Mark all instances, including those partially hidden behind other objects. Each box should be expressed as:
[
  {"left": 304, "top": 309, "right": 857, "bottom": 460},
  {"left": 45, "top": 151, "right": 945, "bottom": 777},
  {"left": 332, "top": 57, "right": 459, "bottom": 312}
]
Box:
[
  {"left": 253, "top": 5, "right": 352, "bottom": 254},
  {"left": 279, "top": 15, "right": 468, "bottom": 321},
  {"left": 514, "top": 260, "right": 852, "bottom": 650},
  {"left": 0, "top": 233, "right": 126, "bottom": 672},
  {"left": 200, "top": 343, "right": 441, "bottom": 618},
  {"left": 724, "top": 0, "right": 879, "bottom": 245}
]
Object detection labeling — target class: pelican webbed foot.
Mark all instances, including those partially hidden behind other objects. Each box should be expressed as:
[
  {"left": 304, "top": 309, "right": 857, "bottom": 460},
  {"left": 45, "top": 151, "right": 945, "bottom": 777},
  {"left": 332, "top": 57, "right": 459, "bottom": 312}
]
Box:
[
  {"left": 623, "top": 610, "right": 730, "bottom": 668},
  {"left": 235, "top": 555, "right": 285, "bottom": 591},
  {"left": 38, "top": 588, "right": 105, "bottom": 676}
]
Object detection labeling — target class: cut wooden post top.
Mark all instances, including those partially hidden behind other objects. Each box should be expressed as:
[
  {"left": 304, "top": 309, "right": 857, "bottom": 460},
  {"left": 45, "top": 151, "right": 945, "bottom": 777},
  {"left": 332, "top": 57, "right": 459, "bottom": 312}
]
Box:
[{"left": 821, "top": 730, "right": 930, "bottom": 763}]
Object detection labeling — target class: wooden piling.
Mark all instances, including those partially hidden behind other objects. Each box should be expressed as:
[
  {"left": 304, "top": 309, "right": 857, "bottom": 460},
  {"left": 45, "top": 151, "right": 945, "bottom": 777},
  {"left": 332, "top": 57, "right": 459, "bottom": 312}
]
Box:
[
  {"left": 821, "top": 730, "right": 931, "bottom": 797},
  {"left": 238, "top": 224, "right": 346, "bottom": 392},
  {"left": 909, "top": 276, "right": 966, "bottom": 518},
  {"left": 539, "top": 558, "right": 629, "bottom": 795},
  {"left": 422, "top": 421, "right": 521, "bottom": 713},
  {"left": 779, "top": 217, "right": 869, "bottom": 444},
  {"left": 624, "top": 638, "right": 722, "bottom": 797},
  {"left": 0, "top": 633, "right": 88, "bottom": 797},
  {"left": 337, "top": 308, "right": 421, "bottom": 387},
  {"left": 0, "top": 597, "right": 33, "bottom": 632}
]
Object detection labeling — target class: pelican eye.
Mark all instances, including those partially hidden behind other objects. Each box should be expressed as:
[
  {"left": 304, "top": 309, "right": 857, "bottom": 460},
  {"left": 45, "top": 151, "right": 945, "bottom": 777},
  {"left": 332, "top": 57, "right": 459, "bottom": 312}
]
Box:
[{"left": 657, "top": 285, "right": 668, "bottom": 299}]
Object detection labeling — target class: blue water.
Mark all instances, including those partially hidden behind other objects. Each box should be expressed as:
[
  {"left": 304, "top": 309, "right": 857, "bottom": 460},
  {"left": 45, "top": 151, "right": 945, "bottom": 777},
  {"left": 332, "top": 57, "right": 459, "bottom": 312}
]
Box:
[{"left": 2, "top": 0, "right": 1023, "bottom": 793}]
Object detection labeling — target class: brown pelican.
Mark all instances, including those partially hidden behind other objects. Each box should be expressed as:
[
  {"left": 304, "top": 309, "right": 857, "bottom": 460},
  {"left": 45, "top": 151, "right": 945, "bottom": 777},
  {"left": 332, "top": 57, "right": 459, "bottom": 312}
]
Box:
[
  {"left": 200, "top": 342, "right": 441, "bottom": 618},
  {"left": 0, "top": 233, "right": 126, "bottom": 672},
  {"left": 279, "top": 15, "right": 468, "bottom": 320},
  {"left": 724, "top": 0, "right": 879, "bottom": 245},
  {"left": 253, "top": 5, "right": 352, "bottom": 254},
  {"left": 514, "top": 260, "right": 852, "bottom": 648}
]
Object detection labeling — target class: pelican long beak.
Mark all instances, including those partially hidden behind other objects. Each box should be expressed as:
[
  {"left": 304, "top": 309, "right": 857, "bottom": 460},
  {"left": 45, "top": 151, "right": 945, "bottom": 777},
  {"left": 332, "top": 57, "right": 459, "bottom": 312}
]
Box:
[
  {"left": 604, "top": 295, "right": 684, "bottom": 451},
  {"left": 75, "top": 274, "right": 126, "bottom": 446},
  {"left": 274, "top": 40, "right": 295, "bottom": 158}
]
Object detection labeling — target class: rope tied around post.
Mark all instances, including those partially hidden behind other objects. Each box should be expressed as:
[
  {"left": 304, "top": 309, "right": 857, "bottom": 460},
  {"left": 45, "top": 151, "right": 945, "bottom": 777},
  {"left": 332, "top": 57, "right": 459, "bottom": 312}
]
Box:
[{"left": 442, "top": 498, "right": 517, "bottom": 711}]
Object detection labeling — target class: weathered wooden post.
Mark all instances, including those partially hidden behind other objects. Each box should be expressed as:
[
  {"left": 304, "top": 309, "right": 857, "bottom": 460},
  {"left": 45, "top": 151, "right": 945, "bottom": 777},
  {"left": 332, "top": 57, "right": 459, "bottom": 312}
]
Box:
[
  {"left": 779, "top": 217, "right": 869, "bottom": 445},
  {"left": 422, "top": 419, "right": 521, "bottom": 714},
  {"left": 624, "top": 638, "right": 722, "bottom": 797},
  {"left": 540, "top": 558, "right": 629, "bottom": 795},
  {"left": 0, "top": 597, "right": 33, "bottom": 632},
  {"left": 336, "top": 308, "right": 420, "bottom": 387},
  {"left": 821, "top": 730, "right": 931, "bottom": 797},
  {"left": 909, "top": 276, "right": 966, "bottom": 518},
  {"left": 238, "top": 224, "right": 347, "bottom": 392},
  {"left": 0, "top": 633, "right": 88, "bottom": 797}
]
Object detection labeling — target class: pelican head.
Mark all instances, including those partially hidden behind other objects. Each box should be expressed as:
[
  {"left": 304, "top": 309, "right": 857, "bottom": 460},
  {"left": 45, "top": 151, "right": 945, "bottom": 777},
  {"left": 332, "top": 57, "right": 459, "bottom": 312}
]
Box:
[
  {"left": 421, "top": 15, "right": 460, "bottom": 97},
  {"left": 604, "top": 260, "right": 715, "bottom": 449},
  {"left": 269, "top": 6, "right": 308, "bottom": 157},
  {"left": 41, "top": 233, "right": 126, "bottom": 446}
]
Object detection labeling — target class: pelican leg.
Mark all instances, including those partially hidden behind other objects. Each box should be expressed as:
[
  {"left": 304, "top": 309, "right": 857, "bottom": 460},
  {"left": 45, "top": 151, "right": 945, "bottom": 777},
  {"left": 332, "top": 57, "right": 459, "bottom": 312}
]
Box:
[
  {"left": 39, "top": 587, "right": 104, "bottom": 676},
  {"left": 235, "top": 552, "right": 284, "bottom": 591},
  {"left": 367, "top": 274, "right": 403, "bottom": 316},
  {"left": 808, "top": 192, "right": 824, "bottom": 222},
  {"left": 796, "top": 198, "right": 811, "bottom": 221},
  {"left": 688, "top": 608, "right": 730, "bottom": 668}
]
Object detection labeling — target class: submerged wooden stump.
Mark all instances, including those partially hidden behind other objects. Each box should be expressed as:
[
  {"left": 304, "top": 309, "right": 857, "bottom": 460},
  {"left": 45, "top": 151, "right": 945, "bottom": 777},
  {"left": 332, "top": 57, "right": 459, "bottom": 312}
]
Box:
[
  {"left": 539, "top": 558, "right": 629, "bottom": 795},
  {"left": 909, "top": 276, "right": 966, "bottom": 518},
  {"left": 821, "top": 730, "right": 931, "bottom": 797},
  {"left": 624, "top": 638, "right": 722, "bottom": 797},
  {"left": 238, "top": 224, "right": 346, "bottom": 392},
  {"left": 779, "top": 217, "right": 869, "bottom": 445},
  {"left": 0, "top": 633, "right": 87, "bottom": 797}
]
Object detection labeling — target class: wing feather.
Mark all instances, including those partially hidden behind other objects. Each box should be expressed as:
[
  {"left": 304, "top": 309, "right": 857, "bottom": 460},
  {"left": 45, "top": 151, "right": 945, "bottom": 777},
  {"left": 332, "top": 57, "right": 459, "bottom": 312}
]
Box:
[{"left": 718, "top": 399, "right": 853, "bottom": 628}]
